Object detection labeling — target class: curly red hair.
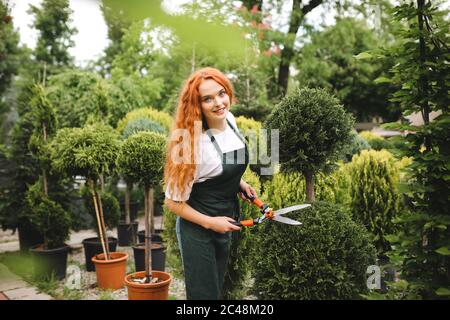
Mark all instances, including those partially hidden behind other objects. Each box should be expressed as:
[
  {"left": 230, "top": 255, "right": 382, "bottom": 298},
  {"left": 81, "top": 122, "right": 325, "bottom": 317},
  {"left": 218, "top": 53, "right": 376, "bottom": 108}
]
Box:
[{"left": 164, "top": 67, "right": 234, "bottom": 198}]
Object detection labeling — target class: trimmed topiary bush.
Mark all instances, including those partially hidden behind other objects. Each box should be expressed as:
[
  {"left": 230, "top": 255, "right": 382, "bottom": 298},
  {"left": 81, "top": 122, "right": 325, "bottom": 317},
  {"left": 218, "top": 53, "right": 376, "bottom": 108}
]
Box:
[
  {"left": 251, "top": 201, "right": 376, "bottom": 299},
  {"left": 265, "top": 87, "right": 354, "bottom": 201}
]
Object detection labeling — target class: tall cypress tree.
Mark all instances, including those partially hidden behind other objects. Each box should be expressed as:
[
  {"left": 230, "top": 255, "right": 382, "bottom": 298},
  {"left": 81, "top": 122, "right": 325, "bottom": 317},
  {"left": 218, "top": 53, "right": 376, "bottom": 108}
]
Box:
[{"left": 28, "top": 0, "right": 77, "bottom": 70}]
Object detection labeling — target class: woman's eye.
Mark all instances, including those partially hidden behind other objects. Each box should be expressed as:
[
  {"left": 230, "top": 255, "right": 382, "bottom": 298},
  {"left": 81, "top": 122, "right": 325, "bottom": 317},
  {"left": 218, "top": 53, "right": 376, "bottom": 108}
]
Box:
[
  {"left": 219, "top": 91, "right": 225, "bottom": 97},
  {"left": 204, "top": 97, "right": 211, "bottom": 103}
]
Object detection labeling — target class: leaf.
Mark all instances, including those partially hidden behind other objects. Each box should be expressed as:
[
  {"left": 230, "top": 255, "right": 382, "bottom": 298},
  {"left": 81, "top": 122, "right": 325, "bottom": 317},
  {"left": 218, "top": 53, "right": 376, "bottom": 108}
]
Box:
[
  {"left": 354, "top": 52, "right": 373, "bottom": 60},
  {"left": 435, "top": 288, "right": 450, "bottom": 296},
  {"left": 435, "top": 247, "right": 450, "bottom": 256},
  {"left": 374, "top": 76, "right": 392, "bottom": 84}
]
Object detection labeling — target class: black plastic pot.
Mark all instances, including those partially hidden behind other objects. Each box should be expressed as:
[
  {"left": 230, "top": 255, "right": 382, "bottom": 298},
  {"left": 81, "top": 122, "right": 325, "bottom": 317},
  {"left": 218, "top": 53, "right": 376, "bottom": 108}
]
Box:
[
  {"left": 29, "top": 245, "right": 70, "bottom": 280},
  {"left": 119, "top": 201, "right": 140, "bottom": 222},
  {"left": 137, "top": 230, "right": 163, "bottom": 244},
  {"left": 18, "top": 223, "right": 44, "bottom": 254},
  {"left": 132, "top": 243, "right": 166, "bottom": 272},
  {"left": 82, "top": 237, "right": 118, "bottom": 272},
  {"left": 117, "top": 221, "right": 138, "bottom": 246}
]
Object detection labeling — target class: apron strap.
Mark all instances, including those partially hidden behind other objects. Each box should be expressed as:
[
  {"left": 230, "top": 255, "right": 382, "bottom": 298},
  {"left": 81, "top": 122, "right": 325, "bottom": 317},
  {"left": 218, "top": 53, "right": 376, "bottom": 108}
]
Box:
[{"left": 205, "top": 118, "right": 246, "bottom": 161}]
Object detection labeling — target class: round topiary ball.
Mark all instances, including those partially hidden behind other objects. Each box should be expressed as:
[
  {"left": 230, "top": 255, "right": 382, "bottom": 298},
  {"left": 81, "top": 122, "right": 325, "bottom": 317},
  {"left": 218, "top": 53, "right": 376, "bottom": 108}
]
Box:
[{"left": 251, "top": 201, "right": 376, "bottom": 300}]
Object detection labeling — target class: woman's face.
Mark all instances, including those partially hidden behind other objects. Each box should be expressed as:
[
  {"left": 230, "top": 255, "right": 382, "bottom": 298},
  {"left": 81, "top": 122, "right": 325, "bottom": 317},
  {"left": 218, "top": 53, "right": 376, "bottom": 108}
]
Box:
[{"left": 198, "top": 79, "right": 230, "bottom": 124}]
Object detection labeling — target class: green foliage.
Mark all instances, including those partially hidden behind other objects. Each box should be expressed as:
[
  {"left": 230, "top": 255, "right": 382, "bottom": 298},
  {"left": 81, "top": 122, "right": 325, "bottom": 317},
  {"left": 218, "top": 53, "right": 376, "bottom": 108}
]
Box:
[
  {"left": 348, "top": 150, "right": 402, "bottom": 255},
  {"left": 47, "top": 70, "right": 110, "bottom": 128},
  {"left": 234, "top": 116, "right": 266, "bottom": 176},
  {"left": 122, "top": 117, "right": 166, "bottom": 139},
  {"left": 97, "top": 2, "right": 131, "bottom": 75},
  {"left": 359, "top": 131, "right": 391, "bottom": 151},
  {"left": 262, "top": 171, "right": 336, "bottom": 206},
  {"left": 117, "top": 107, "right": 172, "bottom": 135},
  {"left": 223, "top": 169, "right": 261, "bottom": 299},
  {"left": 103, "top": 0, "right": 249, "bottom": 61},
  {"left": 265, "top": 87, "right": 354, "bottom": 175},
  {"left": 161, "top": 206, "right": 183, "bottom": 279},
  {"left": 106, "top": 75, "right": 157, "bottom": 127},
  {"left": 28, "top": 0, "right": 77, "bottom": 68},
  {"left": 51, "top": 123, "right": 120, "bottom": 181},
  {"left": 25, "top": 180, "right": 71, "bottom": 249},
  {"left": 81, "top": 187, "right": 120, "bottom": 234},
  {"left": 338, "top": 130, "right": 371, "bottom": 162},
  {"left": 371, "top": 1, "right": 450, "bottom": 299},
  {"left": 251, "top": 201, "right": 376, "bottom": 299},
  {"left": 0, "top": 0, "right": 21, "bottom": 132},
  {"left": 0, "top": 113, "right": 39, "bottom": 231},
  {"left": 116, "top": 131, "right": 166, "bottom": 188},
  {"left": 296, "top": 17, "right": 400, "bottom": 122},
  {"left": 387, "top": 114, "right": 450, "bottom": 299}
]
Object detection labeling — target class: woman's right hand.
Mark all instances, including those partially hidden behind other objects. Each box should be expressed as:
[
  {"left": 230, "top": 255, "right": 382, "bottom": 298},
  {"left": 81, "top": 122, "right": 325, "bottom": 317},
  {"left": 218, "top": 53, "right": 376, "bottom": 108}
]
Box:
[{"left": 205, "top": 216, "right": 241, "bottom": 233}]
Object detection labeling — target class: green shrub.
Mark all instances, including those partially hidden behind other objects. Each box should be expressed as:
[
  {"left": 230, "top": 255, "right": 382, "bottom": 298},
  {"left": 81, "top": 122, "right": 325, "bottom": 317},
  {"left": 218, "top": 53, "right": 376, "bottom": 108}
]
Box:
[
  {"left": 116, "top": 107, "right": 172, "bottom": 134},
  {"left": 262, "top": 171, "right": 336, "bottom": 206},
  {"left": 47, "top": 71, "right": 110, "bottom": 128},
  {"left": 251, "top": 201, "right": 376, "bottom": 299},
  {"left": 339, "top": 130, "right": 371, "bottom": 162},
  {"left": 26, "top": 180, "right": 71, "bottom": 249},
  {"left": 359, "top": 131, "right": 391, "bottom": 151},
  {"left": 235, "top": 116, "right": 265, "bottom": 177},
  {"left": 122, "top": 117, "right": 166, "bottom": 139},
  {"left": 348, "top": 149, "right": 402, "bottom": 254}
]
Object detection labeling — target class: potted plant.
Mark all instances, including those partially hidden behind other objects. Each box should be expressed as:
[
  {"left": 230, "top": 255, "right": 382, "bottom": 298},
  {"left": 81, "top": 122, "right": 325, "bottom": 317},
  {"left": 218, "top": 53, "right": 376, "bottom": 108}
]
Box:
[
  {"left": 81, "top": 186, "right": 120, "bottom": 272},
  {"left": 118, "top": 131, "right": 171, "bottom": 299},
  {"left": 119, "top": 115, "right": 168, "bottom": 246},
  {"left": 51, "top": 122, "right": 128, "bottom": 290},
  {"left": 24, "top": 84, "right": 72, "bottom": 281}
]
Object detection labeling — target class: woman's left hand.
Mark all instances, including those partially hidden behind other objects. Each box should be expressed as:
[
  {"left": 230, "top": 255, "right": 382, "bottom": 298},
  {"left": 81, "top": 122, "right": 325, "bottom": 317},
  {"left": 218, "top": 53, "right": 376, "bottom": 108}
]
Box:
[{"left": 239, "top": 180, "right": 257, "bottom": 201}]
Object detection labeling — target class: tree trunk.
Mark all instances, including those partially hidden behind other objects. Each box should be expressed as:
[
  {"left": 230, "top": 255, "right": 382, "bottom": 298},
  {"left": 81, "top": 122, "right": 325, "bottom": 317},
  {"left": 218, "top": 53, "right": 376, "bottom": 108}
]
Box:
[
  {"left": 276, "top": 0, "right": 323, "bottom": 97},
  {"left": 96, "top": 190, "right": 110, "bottom": 260},
  {"left": 417, "top": 0, "right": 431, "bottom": 150},
  {"left": 304, "top": 170, "right": 315, "bottom": 202},
  {"left": 144, "top": 186, "right": 153, "bottom": 282},
  {"left": 89, "top": 179, "right": 108, "bottom": 260},
  {"left": 125, "top": 182, "right": 131, "bottom": 225}
]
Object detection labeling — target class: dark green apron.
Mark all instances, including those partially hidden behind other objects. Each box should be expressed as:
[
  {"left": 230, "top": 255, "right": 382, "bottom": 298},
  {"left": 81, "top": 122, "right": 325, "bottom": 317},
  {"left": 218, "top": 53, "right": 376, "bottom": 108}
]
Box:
[{"left": 177, "top": 118, "right": 248, "bottom": 300}]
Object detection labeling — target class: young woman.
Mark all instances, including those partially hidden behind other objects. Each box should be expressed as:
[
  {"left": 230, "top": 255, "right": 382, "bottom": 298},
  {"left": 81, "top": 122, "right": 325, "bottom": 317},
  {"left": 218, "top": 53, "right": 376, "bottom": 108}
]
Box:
[{"left": 164, "top": 67, "right": 257, "bottom": 300}]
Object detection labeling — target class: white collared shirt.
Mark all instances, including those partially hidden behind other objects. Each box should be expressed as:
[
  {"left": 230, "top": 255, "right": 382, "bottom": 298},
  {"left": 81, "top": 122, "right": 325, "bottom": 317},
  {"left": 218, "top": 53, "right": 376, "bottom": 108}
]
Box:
[{"left": 165, "top": 111, "right": 245, "bottom": 201}]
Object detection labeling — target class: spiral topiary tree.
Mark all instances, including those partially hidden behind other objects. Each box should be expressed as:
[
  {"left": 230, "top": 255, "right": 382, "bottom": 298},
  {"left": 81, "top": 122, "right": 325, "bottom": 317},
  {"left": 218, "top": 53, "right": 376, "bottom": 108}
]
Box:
[
  {"left": 116, "top": 131, "right": 166, "bottom": 281},
  {"left": 265, "top": 87, "right": 354, "bottom": 202},
  {"left": 51, "top": 123, "right": 120, "bottom": 260},
  {"left": 26, "top": 83, "right": 71, "bottom": 250}
]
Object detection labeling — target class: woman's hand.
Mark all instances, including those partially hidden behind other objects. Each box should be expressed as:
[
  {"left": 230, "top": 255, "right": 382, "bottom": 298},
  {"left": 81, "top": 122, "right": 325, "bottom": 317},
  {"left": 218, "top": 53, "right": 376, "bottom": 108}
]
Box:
[
  {"left": 239, "top": 179, "right": 257, "bottom": 201},
  {"left": 206, "top": 216, "right": 241, "bottom": 234}
]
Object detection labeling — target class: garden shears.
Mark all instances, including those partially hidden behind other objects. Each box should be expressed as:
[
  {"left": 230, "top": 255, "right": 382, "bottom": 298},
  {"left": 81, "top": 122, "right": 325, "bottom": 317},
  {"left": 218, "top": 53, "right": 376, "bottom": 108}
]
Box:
[{"left": 232, "top": 191, "right": 310, "bottom": 227}]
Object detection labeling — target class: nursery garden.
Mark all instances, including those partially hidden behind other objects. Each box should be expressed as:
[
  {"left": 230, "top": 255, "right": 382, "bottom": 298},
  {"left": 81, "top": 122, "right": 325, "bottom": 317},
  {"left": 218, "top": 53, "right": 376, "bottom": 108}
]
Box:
[{"left": 0, "top": 0, "right": 448, "bottom": 301}]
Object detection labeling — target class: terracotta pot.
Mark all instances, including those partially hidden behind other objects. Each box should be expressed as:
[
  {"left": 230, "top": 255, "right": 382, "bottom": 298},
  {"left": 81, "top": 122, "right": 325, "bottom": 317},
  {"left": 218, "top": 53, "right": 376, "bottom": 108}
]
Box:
[
  {"left": 92, "top": 252, "right": 128, "bottom": 290},
  {"left": 124, "top": 271, "right": 172, "bottom": 300}
]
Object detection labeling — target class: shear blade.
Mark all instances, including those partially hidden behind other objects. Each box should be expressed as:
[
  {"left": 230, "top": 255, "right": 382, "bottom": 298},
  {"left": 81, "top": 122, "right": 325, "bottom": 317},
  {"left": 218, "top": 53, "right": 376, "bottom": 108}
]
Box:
[
  {"left": 272, "top": 215, "right": 302, "bottom": 225},
  {"left": 274, "top": 204, "right": 311, "bottom": 216}
]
